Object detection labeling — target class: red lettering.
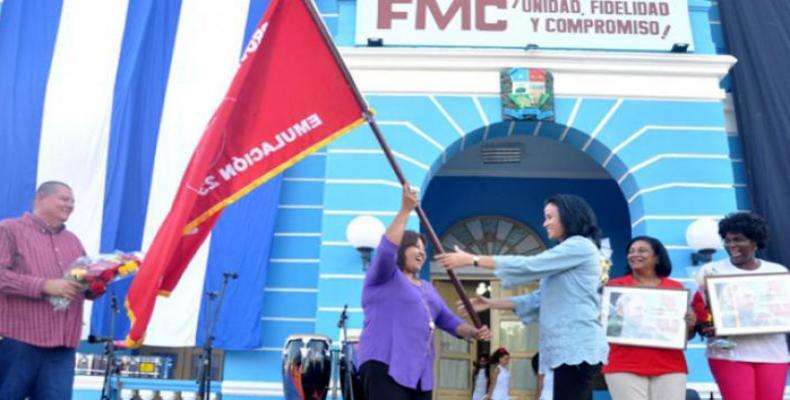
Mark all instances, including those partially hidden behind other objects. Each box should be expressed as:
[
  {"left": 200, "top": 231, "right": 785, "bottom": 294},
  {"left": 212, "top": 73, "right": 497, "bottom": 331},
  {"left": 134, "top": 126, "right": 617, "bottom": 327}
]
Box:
[
  {"left": 594, "top": 19, "right": 604, "bottom": 33},
  {"left": 476, "top": 0, "right": 507, "bottom": 31},
  {"left": 417, "top": 0, "right": 471, "bottom": 30},
  {"left": 378, "top": 0, "right": 411, "bottom": 29}
]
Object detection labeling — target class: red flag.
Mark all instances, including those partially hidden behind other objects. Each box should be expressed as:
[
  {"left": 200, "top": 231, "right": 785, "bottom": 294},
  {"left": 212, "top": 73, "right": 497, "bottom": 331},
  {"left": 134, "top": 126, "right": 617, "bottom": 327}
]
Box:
[{"left": 125, "top": 0, "right": 367, "bottom": 347}]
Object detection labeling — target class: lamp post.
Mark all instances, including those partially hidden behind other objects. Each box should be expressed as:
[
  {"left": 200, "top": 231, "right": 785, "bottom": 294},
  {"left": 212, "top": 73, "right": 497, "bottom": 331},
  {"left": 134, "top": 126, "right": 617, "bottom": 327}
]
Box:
[
  {"left": 686, "top": 218, "right": 722, "bottom": 265},
  {"left": 346, "top": 216, "right": 386, "bottom": 270}
]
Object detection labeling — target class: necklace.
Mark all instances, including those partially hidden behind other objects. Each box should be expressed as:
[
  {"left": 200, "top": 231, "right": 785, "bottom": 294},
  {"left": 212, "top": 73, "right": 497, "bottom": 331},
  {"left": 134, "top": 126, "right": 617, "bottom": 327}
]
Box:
[{"left": 416, "top": 284, "right": 436, "bottom": 354}]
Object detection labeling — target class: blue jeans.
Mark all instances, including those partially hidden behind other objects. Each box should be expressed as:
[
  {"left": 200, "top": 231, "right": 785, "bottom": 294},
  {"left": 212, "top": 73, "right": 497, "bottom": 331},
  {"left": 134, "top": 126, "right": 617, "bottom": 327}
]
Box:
[{"left": 0, "top": 337, "right": 75, "bottom": 400}]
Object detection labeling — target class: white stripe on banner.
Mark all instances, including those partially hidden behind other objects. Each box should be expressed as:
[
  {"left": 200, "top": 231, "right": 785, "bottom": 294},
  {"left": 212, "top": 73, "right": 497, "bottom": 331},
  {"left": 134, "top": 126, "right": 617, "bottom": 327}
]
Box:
[
  {"left": 142, "top": 1, "right": 251, "bottom": 347},
  {"left": 36, "top": 0, "right": 130, "bottom": 339}
]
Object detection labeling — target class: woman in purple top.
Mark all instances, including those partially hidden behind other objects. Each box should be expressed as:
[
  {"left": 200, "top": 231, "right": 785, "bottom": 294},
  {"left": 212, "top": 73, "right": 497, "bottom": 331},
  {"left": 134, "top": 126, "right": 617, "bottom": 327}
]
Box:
[{"left": 358, "top": 185, "right": 491, "bottom": 400}]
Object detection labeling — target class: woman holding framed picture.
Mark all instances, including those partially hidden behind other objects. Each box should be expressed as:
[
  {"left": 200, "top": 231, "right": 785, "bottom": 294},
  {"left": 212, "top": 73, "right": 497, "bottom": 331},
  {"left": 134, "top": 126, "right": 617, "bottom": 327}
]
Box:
[
  {"left": 602, "top": 236, "right": 696, "bottom": 400},
  {"left": 696, "top": 212, "right": 789, "bottom": 400}
]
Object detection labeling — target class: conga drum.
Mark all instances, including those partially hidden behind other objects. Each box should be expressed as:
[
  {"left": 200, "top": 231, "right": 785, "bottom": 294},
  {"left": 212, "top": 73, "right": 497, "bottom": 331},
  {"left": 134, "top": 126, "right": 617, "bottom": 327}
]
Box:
[
  {"left": 339, "top": 340, "right": 365, "bottom": 400},
  {"left": 282, "top": 334, "right": 332, "bottom": 400}
]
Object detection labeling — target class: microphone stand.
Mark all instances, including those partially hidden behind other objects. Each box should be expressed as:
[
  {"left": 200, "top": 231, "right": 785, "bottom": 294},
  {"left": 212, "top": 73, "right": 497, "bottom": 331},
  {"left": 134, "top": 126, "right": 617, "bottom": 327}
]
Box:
[
  {"left": 337, "top": 305, "right": 354, "bottom": 400},
  {"left": 330, "top": 345, "right": 339, "bottom": 399},
  {"left": 197, "top": 272, "right": 237, "bottom": 400},
  {"left": 100, "top": 290, "right": 120, "bottom": 400}
]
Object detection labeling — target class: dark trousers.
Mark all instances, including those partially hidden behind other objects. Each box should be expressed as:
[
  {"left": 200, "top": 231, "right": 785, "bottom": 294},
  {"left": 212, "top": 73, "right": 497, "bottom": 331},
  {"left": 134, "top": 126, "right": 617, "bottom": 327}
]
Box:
[
  {"left": 553, "top": 362, "right": 601, "bottom": 400},
  {"left": 0, "top": 337, "right": 75, "bottom": 400},
  {"left": 359, "top": 361, "right": 431, "bottom": 400}
]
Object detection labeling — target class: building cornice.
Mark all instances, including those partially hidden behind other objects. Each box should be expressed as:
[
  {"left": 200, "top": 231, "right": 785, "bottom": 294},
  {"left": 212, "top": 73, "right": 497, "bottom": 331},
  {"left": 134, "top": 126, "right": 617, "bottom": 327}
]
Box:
[{"left": 339, "top": 48, "right": 737, "bottom": 101}]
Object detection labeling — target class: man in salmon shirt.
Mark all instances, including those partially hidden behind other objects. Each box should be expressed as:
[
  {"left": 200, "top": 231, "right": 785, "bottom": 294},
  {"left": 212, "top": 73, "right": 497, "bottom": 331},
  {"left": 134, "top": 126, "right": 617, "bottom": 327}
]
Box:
[{"left": 0, "top": 181, "right": 87, "bottom": 400}]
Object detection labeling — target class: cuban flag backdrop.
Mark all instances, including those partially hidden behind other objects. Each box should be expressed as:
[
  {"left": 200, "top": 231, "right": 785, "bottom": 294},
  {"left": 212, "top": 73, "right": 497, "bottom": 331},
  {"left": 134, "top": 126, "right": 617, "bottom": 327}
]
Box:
[{"left": 0, "top": 0, "right": 289, "bottom": 350}]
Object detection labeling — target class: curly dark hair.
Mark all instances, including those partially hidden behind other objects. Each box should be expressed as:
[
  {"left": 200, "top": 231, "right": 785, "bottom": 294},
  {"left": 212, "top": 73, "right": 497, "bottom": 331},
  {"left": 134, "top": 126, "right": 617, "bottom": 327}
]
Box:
[
  {"left": 718, "top": 212, "right": 769, "bottom": 249},
  {"left": 545, "top": 194, "right": 602, "bottom": 248},
  {"left": 396, "top": 230, "right": 426, "bottom": 270},
  {"left": 625, "top": 236, "right": 673, "bottom": 277}
]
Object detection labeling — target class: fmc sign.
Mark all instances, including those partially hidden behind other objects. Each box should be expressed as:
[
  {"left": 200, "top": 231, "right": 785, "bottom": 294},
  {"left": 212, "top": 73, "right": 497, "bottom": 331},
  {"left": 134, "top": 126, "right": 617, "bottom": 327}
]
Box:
[{"left": 356, "top": 0, "right": 694, "bottom": 51}]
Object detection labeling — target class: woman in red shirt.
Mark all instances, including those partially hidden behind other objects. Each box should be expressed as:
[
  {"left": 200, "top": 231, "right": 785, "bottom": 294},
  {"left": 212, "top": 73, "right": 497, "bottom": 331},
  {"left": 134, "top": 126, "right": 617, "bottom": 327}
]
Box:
[{"left": 603, "top": 236, "right": 696, "bottom": 400}]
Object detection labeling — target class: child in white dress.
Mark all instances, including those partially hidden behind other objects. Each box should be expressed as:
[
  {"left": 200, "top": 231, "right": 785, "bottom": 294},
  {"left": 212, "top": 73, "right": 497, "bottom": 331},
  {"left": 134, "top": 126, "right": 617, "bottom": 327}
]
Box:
[
  {"left": 471, "top": 354, "right": 489, "bottom": 400},
  {"left": 488, "top": 348, "right": 510, "bottom": 400}
]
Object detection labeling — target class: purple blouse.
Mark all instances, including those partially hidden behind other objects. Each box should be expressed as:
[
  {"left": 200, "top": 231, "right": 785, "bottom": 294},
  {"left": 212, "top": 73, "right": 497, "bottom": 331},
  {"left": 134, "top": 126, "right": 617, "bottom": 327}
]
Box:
[{"left": 357, "top": 236, "right": 464, "bottom": 391}]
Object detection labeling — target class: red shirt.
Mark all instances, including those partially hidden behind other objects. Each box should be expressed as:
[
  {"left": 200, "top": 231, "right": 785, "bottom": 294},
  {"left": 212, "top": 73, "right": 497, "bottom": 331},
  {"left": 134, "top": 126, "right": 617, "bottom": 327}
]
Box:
[
  {"left": 0, "top": 213, "right": 86, "bottom": 348},
  {"left": 602, "top": 275, "right": 689, "bottom": 376}
]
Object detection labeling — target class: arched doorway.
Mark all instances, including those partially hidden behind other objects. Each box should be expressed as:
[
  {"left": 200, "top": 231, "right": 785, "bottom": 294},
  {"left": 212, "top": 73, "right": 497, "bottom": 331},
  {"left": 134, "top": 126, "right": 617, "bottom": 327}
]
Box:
[
  {"left": 422, "top": 131, "right": 632, "bottom": 400},
  {"left": 431, "top": 215, "right": 546, "bottom": 400}
]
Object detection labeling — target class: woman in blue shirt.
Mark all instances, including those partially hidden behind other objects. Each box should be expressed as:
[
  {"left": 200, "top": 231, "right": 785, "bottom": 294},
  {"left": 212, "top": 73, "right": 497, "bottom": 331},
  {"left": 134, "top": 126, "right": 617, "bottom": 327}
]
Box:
[{"left": 436, "top": 194, "right": 609, "bottom": 400}]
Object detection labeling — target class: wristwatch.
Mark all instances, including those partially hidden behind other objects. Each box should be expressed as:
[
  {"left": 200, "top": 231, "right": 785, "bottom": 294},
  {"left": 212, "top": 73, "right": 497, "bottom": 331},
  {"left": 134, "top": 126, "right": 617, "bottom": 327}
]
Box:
[{"left": 472, "top": 255, "right": 480, "bottom": 267}]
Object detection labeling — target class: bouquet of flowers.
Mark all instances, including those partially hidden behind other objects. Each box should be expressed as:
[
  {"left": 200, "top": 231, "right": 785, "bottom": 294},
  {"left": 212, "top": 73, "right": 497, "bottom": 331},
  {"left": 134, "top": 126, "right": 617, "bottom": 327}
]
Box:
[
  {"left": 48, "top": 252, "right": 142, "bottom": 311},
  {"left": 691, "top": 290, "right": 714, "bottom": 332},
  {"left": 692, "top": 268, "right": 736, "bottom": 350}
]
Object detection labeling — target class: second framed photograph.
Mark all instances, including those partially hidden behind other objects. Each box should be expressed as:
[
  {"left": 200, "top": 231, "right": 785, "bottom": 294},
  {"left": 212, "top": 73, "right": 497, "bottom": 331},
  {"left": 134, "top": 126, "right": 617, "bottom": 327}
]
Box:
[
  {"left": 706, "top": 272, "right": 790, "bottom": 336},
  {"left": 601, "top": 286, "right": 689, "bottom": 350}
]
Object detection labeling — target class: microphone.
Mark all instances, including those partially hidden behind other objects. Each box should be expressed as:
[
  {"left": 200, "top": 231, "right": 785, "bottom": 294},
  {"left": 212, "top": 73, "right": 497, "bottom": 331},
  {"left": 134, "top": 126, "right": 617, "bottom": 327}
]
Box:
[
  {"left": 222, "top": 272, "right": 239, "bottom": 280},
  {"left": 88, "top": 334, "right": 112, "bottom": 344},
  {"left": 87, "top": 335, "right": 130, "bottom": 349},
  {"left": 337, "top": 304, "right": 349, "bottom": 328}
]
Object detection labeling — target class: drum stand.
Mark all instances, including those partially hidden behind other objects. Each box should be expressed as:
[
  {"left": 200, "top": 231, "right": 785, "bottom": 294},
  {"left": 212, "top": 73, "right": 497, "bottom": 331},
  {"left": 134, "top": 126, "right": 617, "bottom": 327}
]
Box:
[
  {"left": 197, "top": 272, "right": 238, "bottom": 400},
  {"left": 100, "top": 290, "right": 121, "bottom": 400},
  {"left": 335, "top": 304, "right": 355, "bottom": 400}
]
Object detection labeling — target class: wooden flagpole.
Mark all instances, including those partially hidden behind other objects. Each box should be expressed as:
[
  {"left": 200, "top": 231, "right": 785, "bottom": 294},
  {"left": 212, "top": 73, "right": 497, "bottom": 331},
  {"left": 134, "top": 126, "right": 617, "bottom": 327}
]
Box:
[{"left": 301, "top": 0, "right": 482, "bottom": 328}]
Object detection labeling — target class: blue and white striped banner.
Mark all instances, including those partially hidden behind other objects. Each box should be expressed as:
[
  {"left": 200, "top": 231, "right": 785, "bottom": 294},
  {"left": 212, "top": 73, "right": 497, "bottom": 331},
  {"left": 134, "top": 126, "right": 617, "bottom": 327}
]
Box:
[{"left": 0, "top": 0, "right": 279, "bottom": 350}]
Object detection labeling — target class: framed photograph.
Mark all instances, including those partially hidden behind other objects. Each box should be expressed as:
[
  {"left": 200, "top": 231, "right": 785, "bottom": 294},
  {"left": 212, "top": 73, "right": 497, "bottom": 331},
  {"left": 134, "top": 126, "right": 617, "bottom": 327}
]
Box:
[
  {"left": 706, "top": 272, "right": 790, "bottom": 336},
  {"left": 601, "top": 286, "right": 689, "bottom": 350}
]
